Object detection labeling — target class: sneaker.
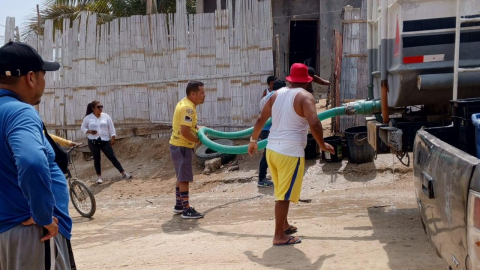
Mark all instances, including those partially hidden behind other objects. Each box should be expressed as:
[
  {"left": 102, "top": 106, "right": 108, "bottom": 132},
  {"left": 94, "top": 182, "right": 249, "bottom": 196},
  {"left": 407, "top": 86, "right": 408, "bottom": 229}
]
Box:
[
  {"left": 173, "top": 205, "right": 183, "bottom": 214},
  {"left": 123, "top": 173, "right": 132, "bottom": 179},
  {"left": 258, "top": 179, "right": 274, "bottom": 187},
  {"left": 181, "top": 207, "right": 204, "bottom": 219},
  {"left": 96, "top": 177, "right": 103, "bottom": 184}
]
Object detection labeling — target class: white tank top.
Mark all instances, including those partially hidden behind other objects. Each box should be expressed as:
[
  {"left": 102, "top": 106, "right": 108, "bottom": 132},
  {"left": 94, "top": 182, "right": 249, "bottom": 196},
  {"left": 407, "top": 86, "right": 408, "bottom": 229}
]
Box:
[{"left": 267, "top": 87, "right": 309, "bottom": 157}]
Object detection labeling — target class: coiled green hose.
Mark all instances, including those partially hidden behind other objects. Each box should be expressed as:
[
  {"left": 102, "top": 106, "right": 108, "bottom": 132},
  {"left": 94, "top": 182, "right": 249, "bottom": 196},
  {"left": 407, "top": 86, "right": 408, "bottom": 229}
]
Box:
[{"left": 197, "top": 99, "right": 382, "bottom": 154}]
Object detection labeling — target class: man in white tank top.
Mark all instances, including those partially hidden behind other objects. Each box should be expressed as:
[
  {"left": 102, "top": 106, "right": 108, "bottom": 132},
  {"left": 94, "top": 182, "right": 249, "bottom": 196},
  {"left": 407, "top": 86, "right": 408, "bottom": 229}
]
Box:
[{"left": 248, "top": 63, "right": 335, "bottom": 246}]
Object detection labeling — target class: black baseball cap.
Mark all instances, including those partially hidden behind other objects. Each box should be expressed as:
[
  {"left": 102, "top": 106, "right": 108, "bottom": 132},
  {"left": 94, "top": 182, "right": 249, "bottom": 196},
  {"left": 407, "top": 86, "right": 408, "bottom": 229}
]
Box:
[
  {"left": 0, "top": 41, "right": 60, "bottom": 77},
  {"left": 307, "top": 67, "right": 315, "bottom": 77},
  {"left": 272, "top": 80, "right": 286, "bottom": 90}
]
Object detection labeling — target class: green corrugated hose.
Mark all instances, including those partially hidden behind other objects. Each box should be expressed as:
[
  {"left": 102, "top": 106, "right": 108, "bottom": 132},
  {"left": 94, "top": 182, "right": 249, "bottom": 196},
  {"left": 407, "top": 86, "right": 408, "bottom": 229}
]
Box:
[{"left": 197, "top": 99, "right": 382, "bottom": 154}]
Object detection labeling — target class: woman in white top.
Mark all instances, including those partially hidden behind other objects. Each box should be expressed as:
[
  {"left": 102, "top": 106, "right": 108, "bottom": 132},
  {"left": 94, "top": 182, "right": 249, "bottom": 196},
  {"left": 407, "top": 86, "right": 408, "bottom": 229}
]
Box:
[{"left": 81, "top": 100, "right": 131, "bottom": 184}]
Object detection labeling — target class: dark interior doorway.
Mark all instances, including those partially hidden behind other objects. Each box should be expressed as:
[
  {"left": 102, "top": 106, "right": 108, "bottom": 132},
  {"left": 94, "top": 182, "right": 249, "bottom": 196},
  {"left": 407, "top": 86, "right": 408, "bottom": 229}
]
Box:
[{"left": 289, "top": 20, "right": 318, "bottom": 71}]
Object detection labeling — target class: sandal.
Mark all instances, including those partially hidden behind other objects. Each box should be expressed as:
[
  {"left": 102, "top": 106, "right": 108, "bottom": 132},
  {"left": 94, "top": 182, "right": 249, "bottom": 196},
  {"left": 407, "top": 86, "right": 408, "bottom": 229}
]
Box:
[
  {"left": 273, "top": 236, "right": 302, "bottom": 246},
  {"left": 284, "top": 225, "right": 298, "bottom": 235}
]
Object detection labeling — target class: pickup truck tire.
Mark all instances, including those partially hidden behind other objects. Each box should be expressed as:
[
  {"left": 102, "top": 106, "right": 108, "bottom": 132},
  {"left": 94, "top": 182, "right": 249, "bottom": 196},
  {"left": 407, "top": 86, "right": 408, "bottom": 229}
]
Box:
[{"left": 195, "top": 139, "right": 236, "bottom": 166}]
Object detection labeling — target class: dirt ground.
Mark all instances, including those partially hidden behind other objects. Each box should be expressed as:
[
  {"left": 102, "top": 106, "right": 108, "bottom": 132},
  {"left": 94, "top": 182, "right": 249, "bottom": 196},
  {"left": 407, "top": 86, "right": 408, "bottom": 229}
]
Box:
[{"left": 68, "top": 134, "right": 447, "bottom": 270}]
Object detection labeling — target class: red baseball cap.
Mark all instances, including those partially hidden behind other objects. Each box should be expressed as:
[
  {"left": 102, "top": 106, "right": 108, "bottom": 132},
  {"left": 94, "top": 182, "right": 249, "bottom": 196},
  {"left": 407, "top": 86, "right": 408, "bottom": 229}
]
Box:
[{"left": 286, "top": 63, "right": 313, "bottom": 83}]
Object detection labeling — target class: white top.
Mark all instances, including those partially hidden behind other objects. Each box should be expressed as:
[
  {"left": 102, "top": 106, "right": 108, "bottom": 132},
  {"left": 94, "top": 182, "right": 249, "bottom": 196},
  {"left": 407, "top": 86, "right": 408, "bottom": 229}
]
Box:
[
  {"left": 259, "top": 91, "right": 275, "bottom": 112},
  {"left": 267, "top": 87, "right": 309, "bottom": 157},
  {"left": 263, "top": 88, "right": 271, "bottom": 96},
  {"left": 81, "top": 113, "right": 116, "bottom": 141}
]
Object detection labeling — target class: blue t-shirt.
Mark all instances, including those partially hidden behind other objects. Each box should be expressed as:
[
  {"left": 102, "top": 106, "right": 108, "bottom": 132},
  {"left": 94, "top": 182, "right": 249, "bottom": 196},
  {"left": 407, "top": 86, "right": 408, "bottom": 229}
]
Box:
[{"left": 0, "top": 89, "right": 72, "bottom": 239}]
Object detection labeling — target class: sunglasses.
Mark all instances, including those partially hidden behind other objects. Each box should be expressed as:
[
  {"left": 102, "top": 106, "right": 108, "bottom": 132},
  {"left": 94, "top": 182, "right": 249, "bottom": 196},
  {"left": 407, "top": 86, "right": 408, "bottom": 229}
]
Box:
[{"left": 95, "top": 106, "right": 104, "bottom": 109}]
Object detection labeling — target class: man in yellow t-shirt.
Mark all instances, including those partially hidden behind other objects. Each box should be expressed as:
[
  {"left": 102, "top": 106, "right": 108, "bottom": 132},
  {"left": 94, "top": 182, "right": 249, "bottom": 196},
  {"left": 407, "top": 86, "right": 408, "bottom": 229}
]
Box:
[{"left": 169, "top": 81, "right": 206, "bottom": 219}]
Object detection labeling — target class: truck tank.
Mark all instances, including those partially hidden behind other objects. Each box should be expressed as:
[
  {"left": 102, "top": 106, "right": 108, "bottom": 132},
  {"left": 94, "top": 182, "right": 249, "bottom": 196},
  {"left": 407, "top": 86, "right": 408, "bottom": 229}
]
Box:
[{"left": 369, "top": 0, "right": 480, "bottom": 109}]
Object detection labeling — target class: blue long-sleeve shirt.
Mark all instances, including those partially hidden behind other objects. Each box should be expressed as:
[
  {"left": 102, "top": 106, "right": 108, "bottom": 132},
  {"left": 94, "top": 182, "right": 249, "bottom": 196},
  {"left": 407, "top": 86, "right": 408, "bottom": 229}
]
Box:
[{"left": 0, "top": 89, "right": 72, "bottom": 239}]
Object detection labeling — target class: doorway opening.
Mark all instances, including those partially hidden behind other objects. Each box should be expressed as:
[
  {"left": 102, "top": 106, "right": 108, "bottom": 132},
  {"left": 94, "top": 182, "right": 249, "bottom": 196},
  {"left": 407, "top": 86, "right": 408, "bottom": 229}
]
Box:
[{"left": 289, "top": 20, "right": 319, "bottom": 71}]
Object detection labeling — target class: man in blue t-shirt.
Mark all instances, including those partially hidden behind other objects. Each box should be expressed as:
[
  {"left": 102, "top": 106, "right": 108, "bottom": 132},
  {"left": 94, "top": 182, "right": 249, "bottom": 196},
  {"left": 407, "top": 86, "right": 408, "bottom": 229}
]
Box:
[
  {"left": 257, "top": 80, "right": 286, "bottom": 187},
  {"left": 0, "top": 42, "right": 75, "bottom": 269}
]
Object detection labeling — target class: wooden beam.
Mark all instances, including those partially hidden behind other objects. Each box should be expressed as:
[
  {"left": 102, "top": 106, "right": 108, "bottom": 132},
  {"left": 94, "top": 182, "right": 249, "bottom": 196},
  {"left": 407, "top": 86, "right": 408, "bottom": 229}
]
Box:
[
  {"left": 146, "top": 0, "right": 152, "bottom": 15},
  {"left": 343, "top": 53, "right": 367, "bottom": 58},
  {"left": 15, "top": 27, "right": 20, "bottom": 42},
  {"left": 342, "top": 19, "right": 367, "bottom": 24},
  {"left": 36, "top": 5, "right": 41, "bottom": 35},
  {"left": 275, "top": 34, "right": 280, "bottom": 78}
]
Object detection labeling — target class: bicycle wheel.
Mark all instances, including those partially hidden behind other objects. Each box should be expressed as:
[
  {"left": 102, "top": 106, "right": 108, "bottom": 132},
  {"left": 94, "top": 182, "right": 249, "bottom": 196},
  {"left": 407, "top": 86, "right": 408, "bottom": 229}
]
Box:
[{"left": 70, "top": 180, "right": 96, "bottom": 218}]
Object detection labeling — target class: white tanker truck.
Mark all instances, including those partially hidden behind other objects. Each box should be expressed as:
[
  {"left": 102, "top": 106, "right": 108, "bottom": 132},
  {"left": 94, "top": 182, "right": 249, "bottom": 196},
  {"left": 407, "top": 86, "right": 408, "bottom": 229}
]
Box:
[{"left": 368, "top": 0, "right": 480, "bottom": 269}]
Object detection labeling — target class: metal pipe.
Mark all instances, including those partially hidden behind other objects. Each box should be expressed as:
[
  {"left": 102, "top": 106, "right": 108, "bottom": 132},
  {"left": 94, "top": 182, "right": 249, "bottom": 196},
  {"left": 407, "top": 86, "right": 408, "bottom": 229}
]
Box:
[
  {"left": 367, "top": 84, "right": 374, "bottom": 100},
  {"left": 453, "top": 0, "right": 461, "bottom": 100},
  {"left": 418, "top": 72, "right": 480, "bottom": 90},
  {"left": 381, "top": 82, "right": 390, "bottom": 123},
  {"left": 367, "top": 0, "right": 374, "bottom": 90},
  {"left": 380, "top": 0, "right": 388, "bottom": 81},
  {"left": 380, "top": 0, "right": 390, "bottom": 123}
]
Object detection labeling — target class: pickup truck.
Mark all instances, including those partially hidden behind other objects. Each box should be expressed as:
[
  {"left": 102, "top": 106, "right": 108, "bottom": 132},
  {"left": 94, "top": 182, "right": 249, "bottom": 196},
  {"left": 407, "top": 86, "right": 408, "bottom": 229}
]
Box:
[{"left": 414, "top": 125, "right": 480, "bottom": 270}]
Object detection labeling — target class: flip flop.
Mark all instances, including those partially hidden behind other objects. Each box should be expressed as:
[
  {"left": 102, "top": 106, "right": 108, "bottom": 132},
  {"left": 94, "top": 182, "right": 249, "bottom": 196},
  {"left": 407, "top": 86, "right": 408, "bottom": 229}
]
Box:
[
  {"left": 284, "top": 225, "right": 298, "bottom": 235},
  {"left": 273, "top": 236, "right": 302, "bottom": 246}
]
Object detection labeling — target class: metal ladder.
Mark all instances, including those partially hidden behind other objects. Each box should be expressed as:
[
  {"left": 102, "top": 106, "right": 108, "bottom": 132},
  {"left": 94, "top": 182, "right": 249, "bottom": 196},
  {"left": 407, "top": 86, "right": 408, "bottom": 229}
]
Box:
[{"left": 453, "top": 0, "right": 480, "bottom": 100}]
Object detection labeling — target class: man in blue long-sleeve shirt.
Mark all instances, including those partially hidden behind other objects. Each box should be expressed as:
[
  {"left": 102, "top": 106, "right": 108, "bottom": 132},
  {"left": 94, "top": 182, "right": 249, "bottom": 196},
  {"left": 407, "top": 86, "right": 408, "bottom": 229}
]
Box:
[{"left": 0, "top": 42, "right": 75, "bottom": 269}]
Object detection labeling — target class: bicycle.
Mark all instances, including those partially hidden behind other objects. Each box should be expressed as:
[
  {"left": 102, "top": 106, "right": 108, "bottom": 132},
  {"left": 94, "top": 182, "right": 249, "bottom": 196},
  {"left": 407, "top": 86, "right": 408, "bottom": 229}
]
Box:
[{"left": 65, "top": 144, "right": 97, "bottom": 218}]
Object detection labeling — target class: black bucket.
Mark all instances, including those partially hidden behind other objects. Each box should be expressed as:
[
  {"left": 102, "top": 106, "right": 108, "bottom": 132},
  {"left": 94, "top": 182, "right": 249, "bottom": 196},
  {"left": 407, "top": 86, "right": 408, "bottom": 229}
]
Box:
[
  {"left": 321, "top": 136, "right": 343, "bottom": 162},
  {"left": 345, "top": 126, "right": 375, "bottom": 164},
  {"left": 305, "top": 134, "right": 318, "bottom": 160}
]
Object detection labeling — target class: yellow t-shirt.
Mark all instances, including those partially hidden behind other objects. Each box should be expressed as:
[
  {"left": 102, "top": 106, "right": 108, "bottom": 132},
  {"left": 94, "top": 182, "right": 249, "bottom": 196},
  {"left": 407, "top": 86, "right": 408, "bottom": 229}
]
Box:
[{"left": 169, "top": 97, "right": 198, "bottom": 148}]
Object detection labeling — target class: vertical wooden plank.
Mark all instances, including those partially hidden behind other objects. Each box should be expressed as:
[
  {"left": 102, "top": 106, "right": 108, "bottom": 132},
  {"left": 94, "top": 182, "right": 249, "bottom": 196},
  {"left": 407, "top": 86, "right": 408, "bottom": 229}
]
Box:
[
  {"left": 14, "top": 0, "right": 275, "bottom": 133},
  {"left": 339, "top": 2, "right": 368, "bottom": 133},
  {"left": 86, "top": 14, "right": 97, "bottom": 86},
  {"left": 78, "top": 12, "right": 87, "bottom": 86},
  {"left": 4, "top": 17, "right": 15, "bottom": 44}
]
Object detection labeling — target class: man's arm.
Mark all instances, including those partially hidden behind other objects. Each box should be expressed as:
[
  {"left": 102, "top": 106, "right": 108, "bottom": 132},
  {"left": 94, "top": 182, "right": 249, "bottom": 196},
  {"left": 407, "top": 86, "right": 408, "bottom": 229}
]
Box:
[
  {"left": 252, "top": 97, "right": 273, "bottom": 141},
  {"left": 300, "top": 93, "right": 334, "bottom": 154},
  {"left": 179, "top": 106, "right": 200, "bottom": 143},
  {"left": 248, "top": 93, "right": 274, "bottom": 156},
  {"left": 261, "top": 89, "right": 267, "bottom": 98},
  {"left": 181, "top": 125, "right": 200, "bottom": 143},
  {"left": 6, "top": 107, "right": 56, "bottom": 226},
  {"left": 49, "top": 133, "right": 73, "bottom": 147},
  {"left": 313, "top": 75, "right": 330, "bottom": 85}
]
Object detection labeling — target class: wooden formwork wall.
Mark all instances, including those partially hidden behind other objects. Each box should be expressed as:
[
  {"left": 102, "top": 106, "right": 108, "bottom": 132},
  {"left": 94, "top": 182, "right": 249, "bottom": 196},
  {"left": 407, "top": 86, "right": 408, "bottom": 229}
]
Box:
[
  {"left": 3, "top": 0, "right": 274, "bottom": 141},
  {"left": 338, "top": 0, "right": 368, "bottom": 134}
]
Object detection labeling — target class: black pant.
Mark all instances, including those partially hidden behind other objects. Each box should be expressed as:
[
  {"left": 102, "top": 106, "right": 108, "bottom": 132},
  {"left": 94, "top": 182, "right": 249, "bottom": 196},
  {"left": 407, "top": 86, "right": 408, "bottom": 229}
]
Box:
[
  {"left": 258, "top": 130, "right": 270, "bottom": 181},
  {"left": 88, "top": 139, "right": 124, "bottom": 175}
]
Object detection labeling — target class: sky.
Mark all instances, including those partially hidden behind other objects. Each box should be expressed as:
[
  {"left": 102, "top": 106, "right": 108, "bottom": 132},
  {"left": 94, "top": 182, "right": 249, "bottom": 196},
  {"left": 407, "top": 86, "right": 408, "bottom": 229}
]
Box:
[{"left": 0, "top": 0, "right": 43, "bottom": 43}]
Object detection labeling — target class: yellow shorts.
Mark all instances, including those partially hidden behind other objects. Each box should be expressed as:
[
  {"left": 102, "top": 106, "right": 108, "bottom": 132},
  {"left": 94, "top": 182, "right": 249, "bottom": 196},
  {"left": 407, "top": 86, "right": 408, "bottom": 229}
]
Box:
[{"left": 266, "top": 149, "right": 305, "bottom": 203}]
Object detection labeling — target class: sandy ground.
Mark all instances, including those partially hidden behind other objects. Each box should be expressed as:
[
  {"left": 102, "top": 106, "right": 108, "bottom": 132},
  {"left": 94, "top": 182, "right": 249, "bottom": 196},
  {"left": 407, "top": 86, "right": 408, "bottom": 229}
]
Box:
[{"left": 67, "top": 136, "right": 447, "bottom": 270}]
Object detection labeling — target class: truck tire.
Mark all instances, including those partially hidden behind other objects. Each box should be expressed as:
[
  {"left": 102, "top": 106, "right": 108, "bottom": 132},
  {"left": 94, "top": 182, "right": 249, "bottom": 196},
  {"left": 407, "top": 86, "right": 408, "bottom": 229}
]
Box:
[{"left": 195, "top": 139, "right": 237, "bottom": 166}]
